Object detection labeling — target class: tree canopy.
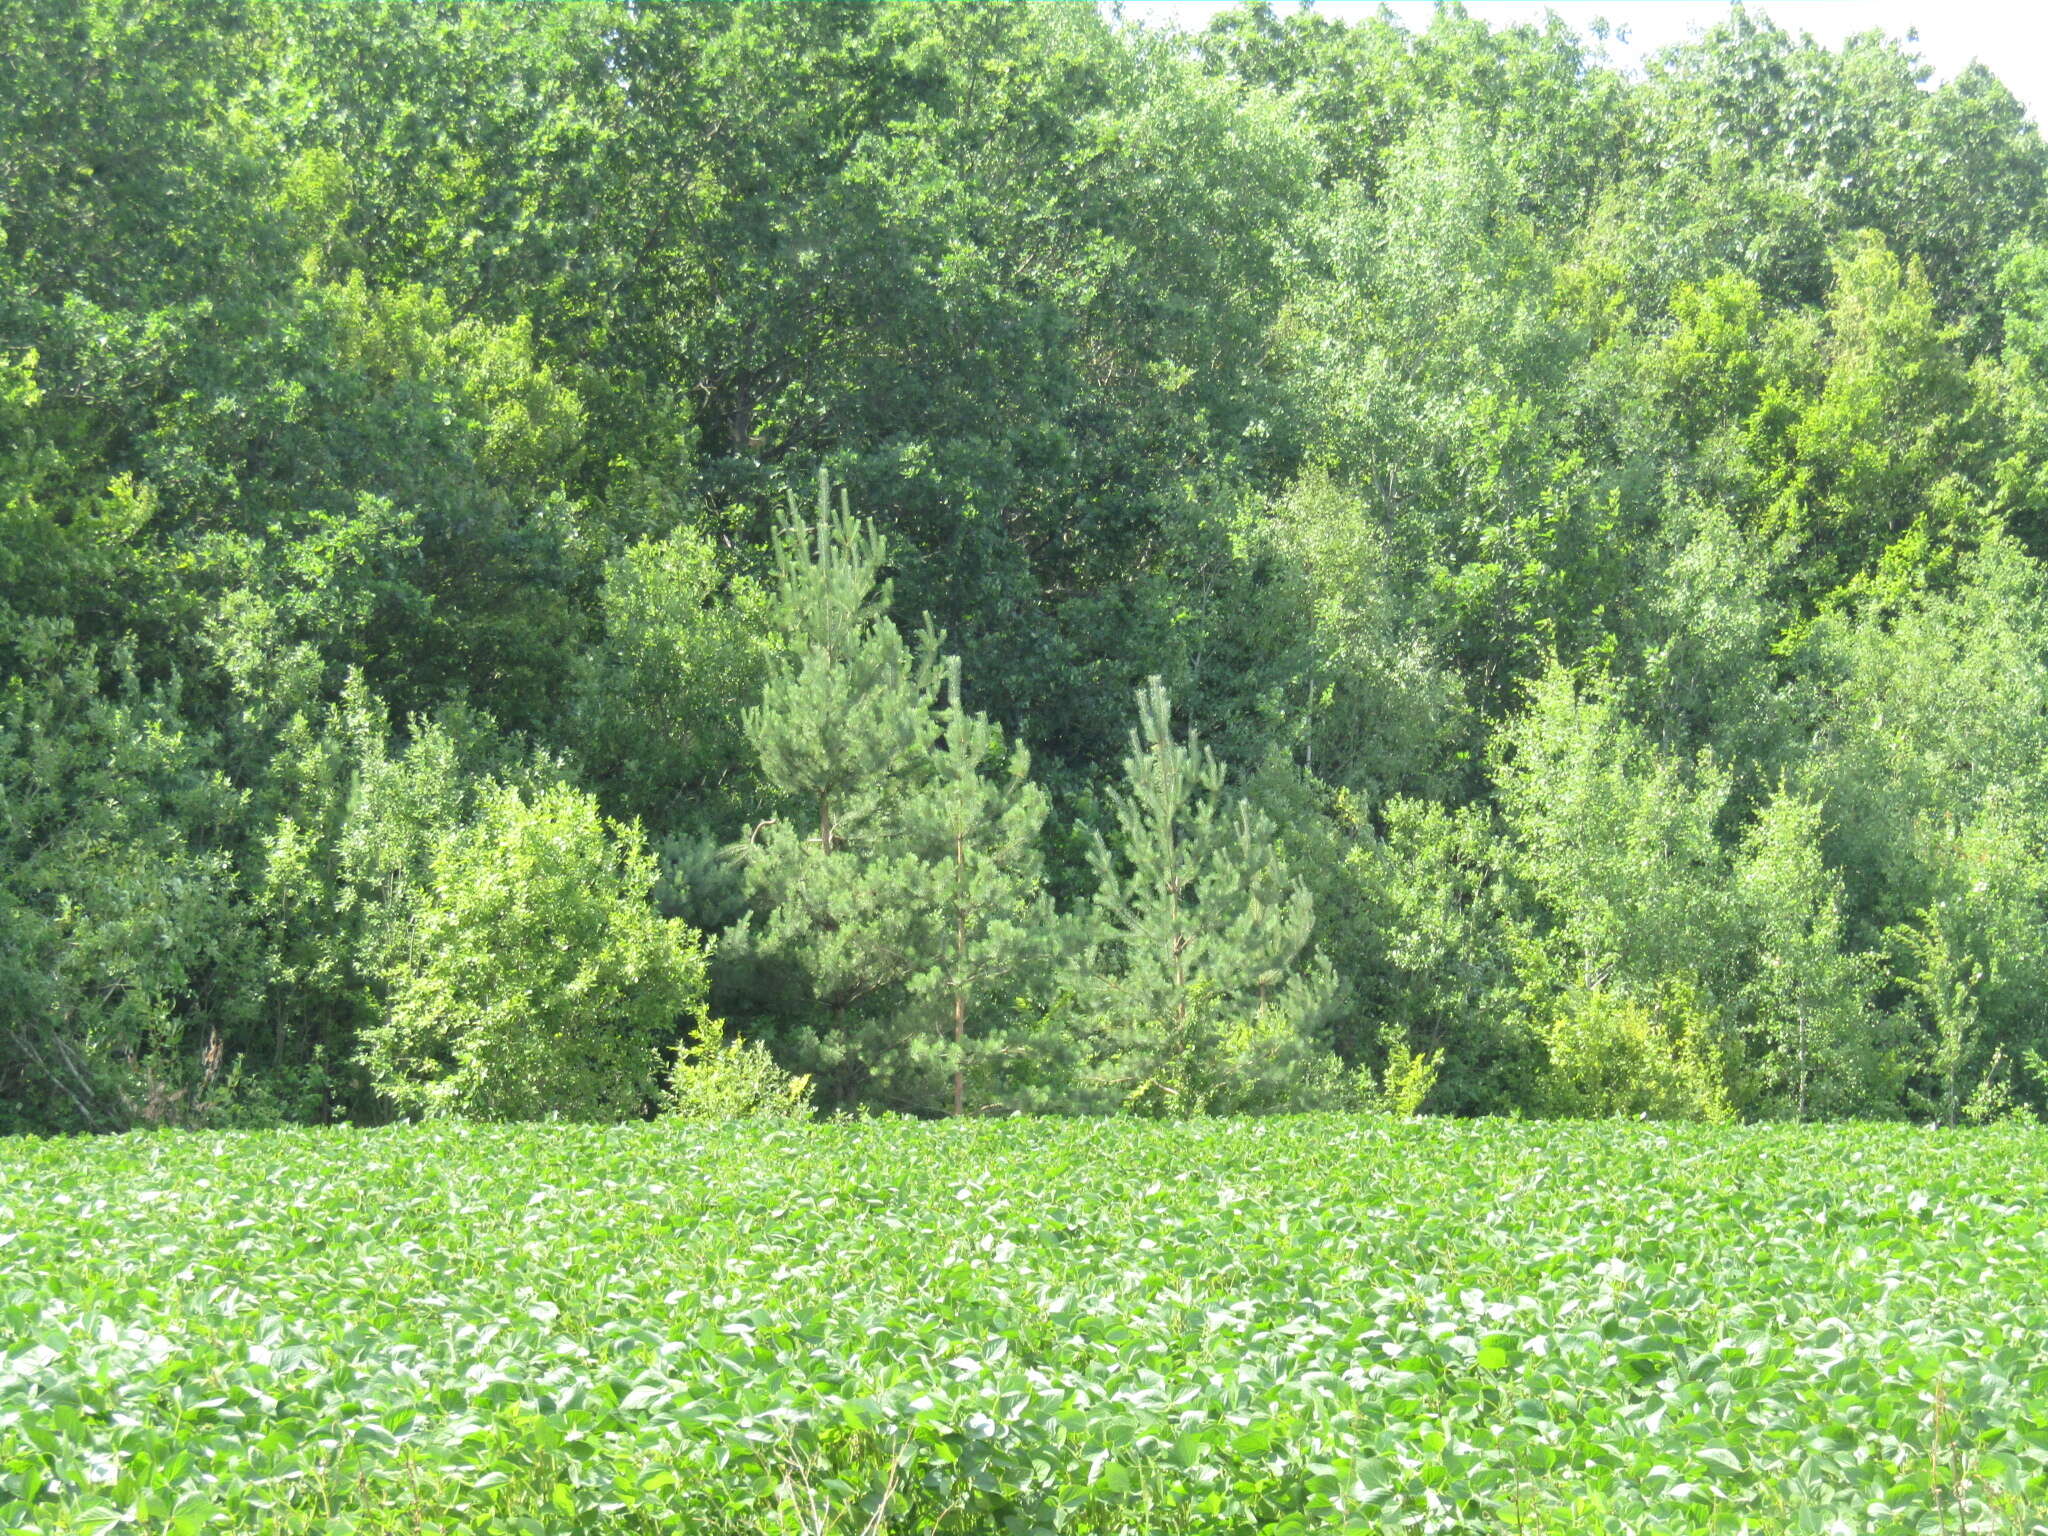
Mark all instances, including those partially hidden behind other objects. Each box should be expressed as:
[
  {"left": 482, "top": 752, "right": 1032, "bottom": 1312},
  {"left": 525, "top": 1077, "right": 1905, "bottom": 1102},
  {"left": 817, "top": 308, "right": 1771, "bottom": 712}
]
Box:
[{"left": 7, "top": 0, "right": 2048, "bottom": 1130}]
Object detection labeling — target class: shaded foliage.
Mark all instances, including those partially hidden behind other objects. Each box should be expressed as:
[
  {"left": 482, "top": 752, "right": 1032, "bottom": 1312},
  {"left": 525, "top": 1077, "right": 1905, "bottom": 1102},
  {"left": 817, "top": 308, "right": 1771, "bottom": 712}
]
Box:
[{"left": 8, "top": 0, "right": 2048, "bottom": 1127}]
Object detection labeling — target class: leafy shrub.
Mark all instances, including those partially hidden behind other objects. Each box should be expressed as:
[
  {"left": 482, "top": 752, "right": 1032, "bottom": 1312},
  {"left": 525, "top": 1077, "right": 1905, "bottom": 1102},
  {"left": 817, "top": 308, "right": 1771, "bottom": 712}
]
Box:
[
  {"left": 1540, "top": 984, "right": 1734, "bottom": 1122},
  {"left": 1735, "top": 788, "right": 1897, "bottom": 1119},
  {"left": 363, "top": 782, "right": 710, "bottom": 1121},
  {"left": 1355, "top": 1032, "right": 1443, "bottom": 1117},
  {"left": 663, "top": 1018, "right": 814, "bottom": 1122},
  {"left": 0, "top": 643, "right": 255, "bottom": 1134},
  {"left": 571, "top": 524, "right": 771, "bottom": 830}
]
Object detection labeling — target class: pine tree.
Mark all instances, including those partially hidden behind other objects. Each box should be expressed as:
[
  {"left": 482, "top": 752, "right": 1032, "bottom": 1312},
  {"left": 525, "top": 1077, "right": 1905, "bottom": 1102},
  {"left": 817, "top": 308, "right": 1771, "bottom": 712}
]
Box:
[
  {"left": 738, "top": 471, "right": 941, "bottom": 1099},
  {"left": 1073, "top": 678, "right": 1336, "bottom": 1115},
  {"left": 744, "top": 468, "right": 942, "bottom": 856},
  {"left": 738, "top": 475, "right": 1049, "bottom": 1113},
  {"left": 895, "top": 655, "right": 1051, "bottom": 1115}
]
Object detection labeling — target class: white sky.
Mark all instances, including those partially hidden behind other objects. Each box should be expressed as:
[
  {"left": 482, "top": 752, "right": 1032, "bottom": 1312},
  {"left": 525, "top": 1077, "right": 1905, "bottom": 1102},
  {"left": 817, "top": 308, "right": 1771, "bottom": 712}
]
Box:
[{"left": 1104, "top": 2, "right": 2048, "bottom": 125}]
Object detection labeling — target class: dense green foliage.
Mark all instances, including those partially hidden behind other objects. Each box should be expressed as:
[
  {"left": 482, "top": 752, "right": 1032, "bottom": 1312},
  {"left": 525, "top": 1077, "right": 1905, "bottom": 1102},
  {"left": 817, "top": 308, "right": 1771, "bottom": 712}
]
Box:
[
  {"left": 6, "top": 1116, "right": 2048, "bottom": 1532},
  {"left": 362, "top": 780, "right": 711, "bottom": 1123},
  {"left": 10, "top": 0, "right": 2048, "bottom": 1126}
]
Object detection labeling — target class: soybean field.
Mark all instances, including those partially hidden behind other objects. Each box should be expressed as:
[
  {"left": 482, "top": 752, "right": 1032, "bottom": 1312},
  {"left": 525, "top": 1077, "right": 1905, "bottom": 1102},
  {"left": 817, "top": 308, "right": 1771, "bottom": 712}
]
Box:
[{"left": 4, "top": 1117, "right": 2048, "bottom": 1534}]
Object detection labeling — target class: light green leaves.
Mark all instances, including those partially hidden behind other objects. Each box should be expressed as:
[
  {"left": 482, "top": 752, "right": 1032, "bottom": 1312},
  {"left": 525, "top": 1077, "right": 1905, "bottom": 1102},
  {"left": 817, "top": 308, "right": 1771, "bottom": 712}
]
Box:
[
  {"left": 4, "top": 1116, "right": 2045, "bottom": 1532},
  {"left": 363, "top": 780, "right": 711, "bottom": 1122}
]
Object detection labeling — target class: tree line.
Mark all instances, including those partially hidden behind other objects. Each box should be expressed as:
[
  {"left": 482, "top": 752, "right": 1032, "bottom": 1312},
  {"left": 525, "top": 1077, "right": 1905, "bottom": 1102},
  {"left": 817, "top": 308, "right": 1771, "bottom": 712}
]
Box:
[{"left": 7, "top": 0, "right": 2048, "bottom": 1131}]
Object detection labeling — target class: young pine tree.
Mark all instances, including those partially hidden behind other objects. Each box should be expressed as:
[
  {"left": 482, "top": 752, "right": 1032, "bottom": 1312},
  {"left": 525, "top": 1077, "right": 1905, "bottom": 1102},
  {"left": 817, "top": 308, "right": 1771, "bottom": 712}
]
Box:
[
  {"left": 896, "top": 656, "right": 1052, "bottom": 1115},
  {"left": 1072, "top": 678, "right": 1337, "bottom": 1116},
  {"left": 739, "top": 472, "right": 941, "bottom": 1099},
  {"left": 745, "top": 468, "right": 943, "bottom": 857},
  {"left": 739, "top": 476, "right": 1049, "bottom": 1113}
]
